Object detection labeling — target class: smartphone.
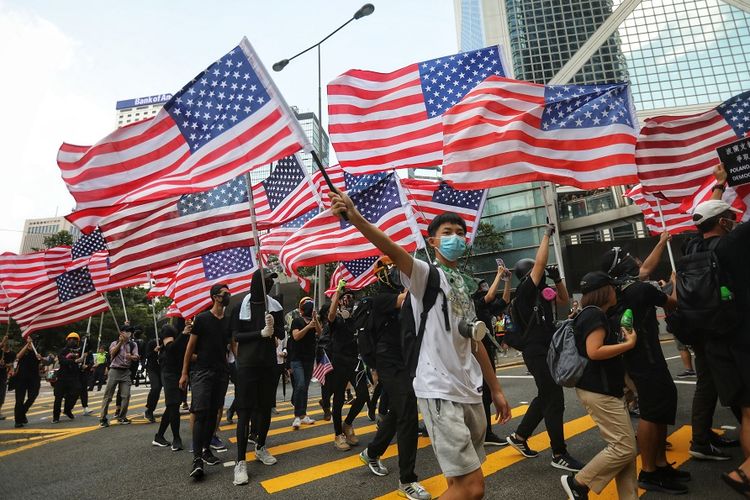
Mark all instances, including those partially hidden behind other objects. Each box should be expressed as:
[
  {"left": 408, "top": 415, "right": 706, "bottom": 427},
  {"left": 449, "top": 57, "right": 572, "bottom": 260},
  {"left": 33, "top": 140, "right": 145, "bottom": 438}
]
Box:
[{"left": 496, "top": 258, "right": 510, "bottom": 281}]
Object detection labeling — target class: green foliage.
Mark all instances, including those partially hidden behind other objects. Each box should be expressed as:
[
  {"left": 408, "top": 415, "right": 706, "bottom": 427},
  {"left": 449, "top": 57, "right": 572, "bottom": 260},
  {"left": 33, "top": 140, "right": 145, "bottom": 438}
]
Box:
[
  {"left": 471, "top": 222, "right": 505, "bottom": 253},
  {"left": 42, "top": 230, "right": 74, "bottom": 249}
]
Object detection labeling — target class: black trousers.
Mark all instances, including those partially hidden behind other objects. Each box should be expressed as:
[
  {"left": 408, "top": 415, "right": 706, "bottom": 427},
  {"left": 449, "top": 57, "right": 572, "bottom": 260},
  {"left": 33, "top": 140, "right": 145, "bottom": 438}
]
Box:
[
  {"left": 89, "top": 365, "right": 106, "bottom": 391},
  {"left": 53, "top": 378, "right": 80, "bottom": 420},
  {"left": 329, "top": 361, "right": 368, "bottom": 436},
  {"left": 14, "top": 377, "right": 40, "bottom": 424},
  {"left": 366, "top": 367, "right": 418, "bottom": 484},
  {"left": 79, "top": 371, "right": 89, "bottom": 408},
  {"left": 516, "top": 352, "right": 567, "bottom": 456},
  {"left": 146, "top": 367, "right": 162, "bottom": 413}
]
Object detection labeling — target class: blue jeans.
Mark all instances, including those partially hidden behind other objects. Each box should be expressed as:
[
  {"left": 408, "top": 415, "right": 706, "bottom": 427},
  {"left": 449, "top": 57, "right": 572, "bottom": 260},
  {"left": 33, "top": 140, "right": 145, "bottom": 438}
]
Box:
[{"left": 290, "top": 360, "right": 313, "bottom": 417}]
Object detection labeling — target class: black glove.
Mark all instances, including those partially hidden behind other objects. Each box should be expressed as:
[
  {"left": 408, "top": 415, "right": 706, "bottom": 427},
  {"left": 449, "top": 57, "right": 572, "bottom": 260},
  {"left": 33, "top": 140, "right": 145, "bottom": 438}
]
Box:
[
  {"left": 544, "top": 223, "right": 556, "bottom": 237},
  {"left": 545, "top": 265, "right": 561, "bottom": 283}
]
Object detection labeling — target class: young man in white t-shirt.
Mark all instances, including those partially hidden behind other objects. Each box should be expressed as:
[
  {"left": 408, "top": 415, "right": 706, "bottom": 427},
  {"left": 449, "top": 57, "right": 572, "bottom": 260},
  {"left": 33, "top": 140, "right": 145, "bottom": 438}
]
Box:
[{"left": 330, "top": 192, "right": 511, "bottom": 500}]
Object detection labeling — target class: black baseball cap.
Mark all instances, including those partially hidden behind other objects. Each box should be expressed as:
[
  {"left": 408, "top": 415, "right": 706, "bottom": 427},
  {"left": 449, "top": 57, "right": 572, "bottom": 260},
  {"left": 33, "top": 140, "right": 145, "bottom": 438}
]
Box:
[{"left": 580, "top": 271, "right": 619, "bottom": 294}]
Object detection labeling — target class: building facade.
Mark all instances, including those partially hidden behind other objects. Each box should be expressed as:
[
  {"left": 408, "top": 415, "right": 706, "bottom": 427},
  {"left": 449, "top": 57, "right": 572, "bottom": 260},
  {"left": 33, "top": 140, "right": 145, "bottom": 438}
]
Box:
[
  {"left": 115, "top": 93, "right": 173, "bottom": 127},
  {"left": 19, "top": 217, "right": 81, "bottom": 254}
]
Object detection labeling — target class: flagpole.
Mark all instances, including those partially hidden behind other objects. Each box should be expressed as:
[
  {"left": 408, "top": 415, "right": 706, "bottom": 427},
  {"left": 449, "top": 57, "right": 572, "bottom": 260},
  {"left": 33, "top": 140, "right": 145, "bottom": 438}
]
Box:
[
  {"left": 654, "top": 198, "right": 677, "bottom": 272},
  {"left": 148, "top": 272, "right": 160, "bottom": 346},
  {"left": 118, "top": 289, "right": 129, "bottom": 323},
  {"left": 101, "top": 294, "right": 121, "bottom": 334},
  {"left": 539, "top": 183, "right": 566, "bottom": 279},
  {"left": 245, "top": 173, "right": 269, "bottom": 311},
  {"left": 97, "top": 312, "right": 104, "bottom": 349}
]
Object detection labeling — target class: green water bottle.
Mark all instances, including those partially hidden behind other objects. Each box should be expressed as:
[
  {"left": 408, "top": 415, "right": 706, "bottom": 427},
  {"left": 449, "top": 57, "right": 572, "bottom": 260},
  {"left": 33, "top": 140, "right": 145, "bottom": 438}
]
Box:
[
  {"left": 620, "top": 308, "right": 634, "bottom": 332},
  {"left": 720, "top": 286, "right": 733, "bottom": 302}
]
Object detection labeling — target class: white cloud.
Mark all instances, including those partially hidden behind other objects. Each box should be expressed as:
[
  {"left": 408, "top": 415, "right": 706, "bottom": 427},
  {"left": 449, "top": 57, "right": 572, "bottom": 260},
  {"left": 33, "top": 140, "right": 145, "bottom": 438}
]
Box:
[{"left": 0, "top": 3, "right": 111, "bottom": 253}]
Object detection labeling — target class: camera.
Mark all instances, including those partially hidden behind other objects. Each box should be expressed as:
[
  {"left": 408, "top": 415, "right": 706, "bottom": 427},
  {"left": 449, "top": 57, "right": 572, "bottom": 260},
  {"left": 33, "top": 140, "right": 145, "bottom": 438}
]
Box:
[{"left": 458, "top": 318, "right": 488, "bottom": 342}]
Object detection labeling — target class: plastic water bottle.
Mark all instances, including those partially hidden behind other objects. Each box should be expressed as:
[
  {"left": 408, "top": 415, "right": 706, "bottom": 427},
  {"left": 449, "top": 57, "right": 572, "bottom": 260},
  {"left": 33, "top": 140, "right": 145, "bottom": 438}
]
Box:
[
  {"left": 620, "top": 308, "right": 634, "bottom": 332},
  {"left": 720, "top": 286, "right": 733, "bottom": 302}
]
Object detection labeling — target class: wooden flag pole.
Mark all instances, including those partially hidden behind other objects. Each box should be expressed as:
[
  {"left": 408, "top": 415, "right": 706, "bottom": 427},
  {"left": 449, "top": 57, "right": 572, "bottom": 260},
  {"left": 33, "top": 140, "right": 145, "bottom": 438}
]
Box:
[
  {"left": 245, "top": 173, "right": 269, "bottom": 312},
  {"left": 147, "top": 272, "right": 160, "bottom": 346},
  {"left": 654, "top": 197, "right": 677, "bottom": 272},
  {"left": 97, "top": 312, "right": 104, "bottom": 349},
  {"left": 118, "top": 289, "right": 129, "bottom": 323},
  {"left": 101, "top": 294, "right": 121, "bottom": 334}
]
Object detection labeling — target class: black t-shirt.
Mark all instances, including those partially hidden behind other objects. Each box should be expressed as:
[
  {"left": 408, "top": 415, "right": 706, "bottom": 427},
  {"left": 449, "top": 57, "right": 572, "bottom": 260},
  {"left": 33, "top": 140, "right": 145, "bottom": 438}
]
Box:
[
  {"left": 515, "top": 276, "right": 556, "bottom": 356},
  {"left": 56, "top": 346, "right": 80, "bottom": 381},
  {"left": 191, "top": 310, "right": 230, "bottom": 372},
  {"left": 614, "top": 281, "right": 668, "bottom": 375},
  {"left": 15, "top": 350, "right": 40, "bottom": 380},
  {"left": 474, "top": 293, "right": 508, "bottom": 358},
  {"left": 574, "top": 307, "right": 625, "bottom": 397},
  {"left": 144, "top": 339, "right": 159, "bottom": 371},
  {"left": 329, "top": 315, "right": 358, "bottom": 365},
  {"left": 0, "top": 351, "right": 14, "bottom": 380},
  {"left": 712, "top": 222, "right": 750, "bottom": 337},
  {"left": 371, "top": 292, "right": 403, "bottom": 371},
  {"left": 288, "top": 317, "right": 317, "bottom": 362},
  {"left": 160, "top": 332, "right": 189, "bottom": 375}
]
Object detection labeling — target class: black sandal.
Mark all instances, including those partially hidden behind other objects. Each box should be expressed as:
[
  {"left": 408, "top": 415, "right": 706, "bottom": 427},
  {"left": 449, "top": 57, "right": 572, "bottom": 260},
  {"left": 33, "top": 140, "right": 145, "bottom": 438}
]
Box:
[{"left": 722, "top": 469, "right": 750, "bottom": 497}]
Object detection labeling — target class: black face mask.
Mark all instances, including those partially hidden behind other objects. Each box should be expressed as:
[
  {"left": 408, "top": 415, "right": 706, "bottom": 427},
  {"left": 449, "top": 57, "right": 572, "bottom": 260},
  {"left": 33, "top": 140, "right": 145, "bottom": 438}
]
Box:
[
  {"left": 220, "top": 293, "right": 231, "bottom": 307},
  {"left": 302, "top": 302, "right": 314, "bottom": 317}
]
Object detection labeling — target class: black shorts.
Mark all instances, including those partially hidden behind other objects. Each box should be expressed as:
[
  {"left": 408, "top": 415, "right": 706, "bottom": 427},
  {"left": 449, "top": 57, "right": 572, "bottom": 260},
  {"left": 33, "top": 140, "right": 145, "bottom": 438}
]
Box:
[
  {"left": 189, "top": 369, "right": 228, "bottom": 414},
  {"left": 161, "top": 370, "right": 183, "bottom": 406},
  {"left": 705, "top": 338, "right": 750, "bottom": 408},
  {"left": 629, "top": 368, "right": 677, "bottom": 425},
  {"left": 234, "top": 365, "right": 277, "bottom": 411}
]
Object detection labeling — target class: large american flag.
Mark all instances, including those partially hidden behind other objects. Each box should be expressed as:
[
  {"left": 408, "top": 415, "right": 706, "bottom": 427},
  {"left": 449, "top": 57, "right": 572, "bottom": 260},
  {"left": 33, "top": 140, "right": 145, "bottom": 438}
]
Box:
[
  {"left": 100, "top": 156, "right": 318, "bottom": 282},
  {"left": 676, "top": 176, "right": 748, "bottom": 221},
  {"left": 636, "top": 90, "right": 750, "bottom": 201},
  {"left": 279, "top": 173, "right": 422, "bottom": 279},
  {"left": 147, "top": 265, "right": 179, "bottom": 299},
  {"left": 88, "top": 251, "right": 150, "bottom": 293},
  {"left": 7, "top": 267, "right": 109, "bottom": 335},
  {"left": 311, "top": 164, "right": 345, "bottom": 208},
  {"left": 169, "top": 246, "right": 257, "bottom": 319},
  {"left": 57, "top": 38, "right": 308, "bottom": 213},
  {"left": 400, "top": 179, "right": 487, "bottom": 244},
  {"left": 1, "top": 251, "right": 60, "bottom": 301},
  {"left": 327, "top": 46, "right": 506, "bottom": 173},
  {"left": 0, "top": 304, "right": 8, "bottom": 325},
  {"left": 44, "top": 246, "right": 73, "bottom": 279},
  {"left": 625, "top": 185, "right": 695, "bottom": 235},
  {"left": 325, "top": 256, "right": 380, "bottom": 297},
  {"left": 442, "top": 76, "right": 639, "bottom": 189}
]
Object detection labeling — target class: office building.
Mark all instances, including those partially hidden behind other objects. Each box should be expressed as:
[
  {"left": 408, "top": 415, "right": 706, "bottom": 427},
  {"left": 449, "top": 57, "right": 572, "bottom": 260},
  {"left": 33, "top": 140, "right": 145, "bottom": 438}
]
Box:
[
  {"left": 115, "top": 93, "right": 173, "bottom": 127},
  {"left": 19, "top": 217, "right": 81, "bottom": 254}
]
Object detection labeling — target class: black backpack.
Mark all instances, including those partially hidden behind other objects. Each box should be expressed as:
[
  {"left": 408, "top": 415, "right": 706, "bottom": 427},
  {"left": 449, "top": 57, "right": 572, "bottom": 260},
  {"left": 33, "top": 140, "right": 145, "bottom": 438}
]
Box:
[
  {"left": 400, "top": 264, "right": 449, "bottom": 378},
  {"left": 668, "top": 237, "right": 740, "bottom": 342},
  {"left": 352, "top": 296, "right": 377, "bottom": 368},
  {"left": 503, "top": 278, "right": 543, "bottom": 351}
]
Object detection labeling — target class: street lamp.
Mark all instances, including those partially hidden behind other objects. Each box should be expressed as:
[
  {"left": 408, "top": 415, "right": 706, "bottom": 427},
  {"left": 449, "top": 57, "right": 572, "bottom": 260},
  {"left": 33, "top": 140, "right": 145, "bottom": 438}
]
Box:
[{"left": 272, "top": 4, "right": 374, "bottom": 306}]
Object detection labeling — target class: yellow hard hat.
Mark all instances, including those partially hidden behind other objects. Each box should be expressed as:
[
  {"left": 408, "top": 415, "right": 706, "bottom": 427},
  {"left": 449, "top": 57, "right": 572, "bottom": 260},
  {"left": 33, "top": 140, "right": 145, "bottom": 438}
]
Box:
[{"left": 66, "top": 332, "right": 80, "bottom": 341}]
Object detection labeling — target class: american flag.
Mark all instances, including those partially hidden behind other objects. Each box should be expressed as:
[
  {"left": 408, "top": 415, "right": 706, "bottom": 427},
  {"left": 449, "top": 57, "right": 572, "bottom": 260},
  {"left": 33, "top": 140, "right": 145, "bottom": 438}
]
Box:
[
  {"left": 88, "top": 251, "right": 150, "bottom": 293},
  {"left": 7, "top": 267, "right": 109, "bottom": 335},
  {"left": 625, "top": 185, "right": 695, "bottom": 235},
  {"left": 676, "top": 176, "right": 748, "bottom": 221},
  {"left": 312, "top": 351, "right": 334, "bottom": 386},
  {"left": 100, "top": 157, "right": 317, "bottom": 282},
  {"left": 258, "top": 208, "right": 320, "bottom": 291},
  {"left": 1, "top": 251, "right": 60, "bottom": 301},
  {"left": 279, "top": 173, "right": 422, "bottom": 279},
  {"left": 327, "top": 45, "right": 506, "bottom": 173},
  {"left": 169, "top": 246, "right": 257, "bottom": 319},
  {"left": 0, "top": 304, "right": 9, "bottom": 325},
  {"left": 400, "top": 179, "right": 487, "bottom": 244},
  {"left": 311, "top": 164, "right": 345, "bottom": 208},
  {"left": 57, "top": 38, "right": 308, "bottom": 213},
  {"left": 325, "top": 256, "right": 380, "bottom": 297},
  {"left": 636, "top": 90, "right": 750, "bottom": 201},
  {"left": 443, "top": 77, "right": 639, "bottom": 189},
  {"left": 147, "top": 264, "right": 179, "bottom": 299},
  {"left": 44, "top": 246, "right": 73, "bottom": 279}
]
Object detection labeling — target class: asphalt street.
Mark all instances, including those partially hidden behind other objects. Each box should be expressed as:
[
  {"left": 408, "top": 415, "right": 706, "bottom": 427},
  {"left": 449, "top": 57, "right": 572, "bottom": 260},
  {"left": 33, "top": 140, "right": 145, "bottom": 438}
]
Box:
[{"left": 0, "top": 340, "right": 742, "bottom": 499}]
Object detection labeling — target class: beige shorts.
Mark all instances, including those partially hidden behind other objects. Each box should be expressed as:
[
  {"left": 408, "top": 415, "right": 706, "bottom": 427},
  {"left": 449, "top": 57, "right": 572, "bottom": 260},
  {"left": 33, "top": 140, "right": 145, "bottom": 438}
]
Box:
[{"left": 418, "top": 398, "right": 486, "bottom": 477}]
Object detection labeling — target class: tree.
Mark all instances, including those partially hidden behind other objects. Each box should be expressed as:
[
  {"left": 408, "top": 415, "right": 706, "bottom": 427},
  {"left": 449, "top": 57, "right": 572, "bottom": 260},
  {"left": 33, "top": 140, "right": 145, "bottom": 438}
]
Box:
[
  {"left": 42, "top": 230, "right": 74, "bottom": 249},
  {"left": 471, "top": 222, "right": 505, "bottom": 253}
]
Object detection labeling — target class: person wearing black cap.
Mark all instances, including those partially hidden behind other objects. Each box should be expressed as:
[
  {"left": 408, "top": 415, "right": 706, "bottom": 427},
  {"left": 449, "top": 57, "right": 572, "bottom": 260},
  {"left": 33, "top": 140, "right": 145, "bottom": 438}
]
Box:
[
  {"left": 599, "top": 240, "right": 685, "bottom": 494},
  {"left": 506, "top": 224, "right": 584, "bottom": 473},
  {"left": 179, "top": 284, "right": 232, "bottom": 480},
  {"left": 52, "top": 332, "right": 83, "bottom": 423},
  {"left": 560, "top": 271, "right": 638, "bottom": 500},
  {"left": 229, "top": 270, "right": 284, "bottom": 486}
]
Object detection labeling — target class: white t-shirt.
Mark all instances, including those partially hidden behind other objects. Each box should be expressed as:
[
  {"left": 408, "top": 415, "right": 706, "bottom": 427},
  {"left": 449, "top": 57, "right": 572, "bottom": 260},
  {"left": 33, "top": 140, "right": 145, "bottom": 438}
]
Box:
[{"left": 401, "top": 258, "right": 483, "bottom": 404}]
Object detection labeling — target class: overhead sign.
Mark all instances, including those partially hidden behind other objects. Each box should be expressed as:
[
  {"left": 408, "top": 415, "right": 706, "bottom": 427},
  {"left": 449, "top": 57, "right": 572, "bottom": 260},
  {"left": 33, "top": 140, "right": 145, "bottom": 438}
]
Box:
[{"left": 115, "top": 93, "right": 173, "bottom": 110}]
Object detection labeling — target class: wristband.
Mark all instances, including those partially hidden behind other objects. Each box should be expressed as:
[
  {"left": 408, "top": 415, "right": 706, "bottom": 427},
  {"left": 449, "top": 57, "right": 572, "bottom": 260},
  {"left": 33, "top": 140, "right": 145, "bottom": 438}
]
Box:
[{"left": 712, "top": 183, "right": 727, "bottom": 192}]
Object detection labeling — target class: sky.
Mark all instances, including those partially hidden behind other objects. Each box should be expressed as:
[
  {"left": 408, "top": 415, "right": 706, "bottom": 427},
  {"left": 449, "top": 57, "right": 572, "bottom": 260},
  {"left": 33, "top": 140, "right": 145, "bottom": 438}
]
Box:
[{"left": 0, "top": 0, "right": 458, "bottom": 253}]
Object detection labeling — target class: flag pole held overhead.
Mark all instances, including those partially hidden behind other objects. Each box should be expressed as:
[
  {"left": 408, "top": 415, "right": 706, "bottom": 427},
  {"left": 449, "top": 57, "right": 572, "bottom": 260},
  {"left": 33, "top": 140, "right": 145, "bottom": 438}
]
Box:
[
  {"left": 539, "top": 184, "right": 566, "bottom": 280},
  {"left": 119, "top": 289, "right": 129, "bottom": 323},
  {"left": 245, "top": 173, "right": 269, "bottom": 312},
  {"left": 102, "top": 294, "right": 121, "bottom": 334},
  {"left": 97, "top": 312, "right": 104, "bottom": 349},
  {"left": 311, "top": 150, "right": 348, "bottom": 222},
  {"left": 655, "top": 197, "right": 677, "bottom": 272}
]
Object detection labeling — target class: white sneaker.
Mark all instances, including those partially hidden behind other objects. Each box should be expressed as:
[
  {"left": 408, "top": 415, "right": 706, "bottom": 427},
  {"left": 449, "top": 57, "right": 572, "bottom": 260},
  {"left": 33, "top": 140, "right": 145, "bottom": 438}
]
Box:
[
  {"left": 300, "top": 416, "right": 315, "bottom": 425},
  {"left": 399, "top": 481, "right": 432, "bottom": 500},
  {"left": 233, "top": 460, "right": 249, "bottom": 485},
  {"left": 83, "top": 407, "right": 92, "bottom": 415},
  {"left": 292, "top": 417, "right": 301, "bottom": 430},
  {"left": 255, "top": 445, "right": 278, "bottom": 465}
]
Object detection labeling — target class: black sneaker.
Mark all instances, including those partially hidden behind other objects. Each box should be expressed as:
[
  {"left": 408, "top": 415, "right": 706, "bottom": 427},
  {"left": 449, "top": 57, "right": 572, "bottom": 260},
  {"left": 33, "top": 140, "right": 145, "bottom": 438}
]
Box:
[
  {"left": 117, "top": 417, "right": 131, "bottom": 425},
  {"left": 190, "top": 457, "right": 204, "bottom": 480},
  {"left": 14, "top": 422, "right": 24, "bottom": 428},
  {"left": 657, "top": 463, "right": 691, "bottom": 482},
  {"left": 152, "top": 434, "right": 171, "bottom": 447},
  {"left": 144, "top": 410, "right": 156, "bottom": 423},
  {"left": 99, "top": 418, "right": 109, "bottom": 428},
  {"left": 507, "top": 433, "right": 539, "bottom": 458},
  {"left": 484, "top": 431, "right": 508, "bottom": 447},
  {"left": 560, "top": 475, "right": 589, "bottom": 499},
  {"left": 202, "top": 451, "right": 221, "bottom": 466},
  {"left": 689, "top": 443, "right": 731, "bottom": 461},
  {"left": 676, "top": 369, "right": 696, "bottom": 379},
  {"left": 551, "top": 453, "right": 585, "bottom": 472},
  {"left": 711, "top": 433, "right": 740, "bottom": 448},
  {"left": 51, "top": 419, "right": 60, "bottom": 424},
  {"left": 64, "top": 411, "right": 75, "bottom": 420},
  {"left": 21, "top": 416, "right": 28, "bottom": 424},
  {"left": 171, "top": 438, "right": 184, "bottom": 451},
  {"left": 638, "top": 469, "right": 688, "bottom": 494}
]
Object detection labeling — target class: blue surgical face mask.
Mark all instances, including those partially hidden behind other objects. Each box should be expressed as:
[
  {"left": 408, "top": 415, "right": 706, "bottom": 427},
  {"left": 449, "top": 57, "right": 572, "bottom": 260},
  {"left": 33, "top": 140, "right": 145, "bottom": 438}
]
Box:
[{"left": 437, "top": 234, "right": 467, "bottom": 262}]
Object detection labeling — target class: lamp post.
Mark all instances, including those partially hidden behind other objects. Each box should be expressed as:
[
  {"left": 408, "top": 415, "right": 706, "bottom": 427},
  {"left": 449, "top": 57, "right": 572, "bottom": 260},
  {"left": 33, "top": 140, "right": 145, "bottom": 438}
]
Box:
[{"left": 273, "top": 3, "right": 374, "bottom": 305}]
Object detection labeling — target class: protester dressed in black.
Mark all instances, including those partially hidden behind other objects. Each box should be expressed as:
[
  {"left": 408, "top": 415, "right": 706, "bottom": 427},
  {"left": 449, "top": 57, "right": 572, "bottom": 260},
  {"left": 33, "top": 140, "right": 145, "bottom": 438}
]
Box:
[
  {"left": 13, "top": 336, "right": 46, "bottom": 428},
  {"left": 144, "top": 338, "right": 162, "bottom": 423},
  {"left": 52, "top": 333, "right": 82, "bottom": 423},
  {"left": 288, "top": 299, "right": 321, "bottom": 428},
  {"left": 152, "top": 322, "right": 189, "bottom": 450},
  {"left": 230, "top": 270, "right": 284, "bottom": 486}
]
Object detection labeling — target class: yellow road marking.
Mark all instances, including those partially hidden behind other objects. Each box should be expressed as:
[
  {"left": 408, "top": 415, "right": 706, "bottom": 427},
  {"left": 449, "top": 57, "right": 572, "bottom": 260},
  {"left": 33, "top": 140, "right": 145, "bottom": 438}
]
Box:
[
  {"left": 0, "top": 433, "right": 68, "bottom": 445},
  {"left": 0, "top": 425, "right": 99, "bottom": 459},
  {"left": 261, "top": 405, "right": 529, "bottom": 494}
]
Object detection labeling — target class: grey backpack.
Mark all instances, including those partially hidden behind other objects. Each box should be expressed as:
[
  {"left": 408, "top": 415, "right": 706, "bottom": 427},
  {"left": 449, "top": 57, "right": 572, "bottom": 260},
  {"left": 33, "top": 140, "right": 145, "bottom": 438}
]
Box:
[{"left": 546, "top": 306, "right": 596, "bottom": 387}]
